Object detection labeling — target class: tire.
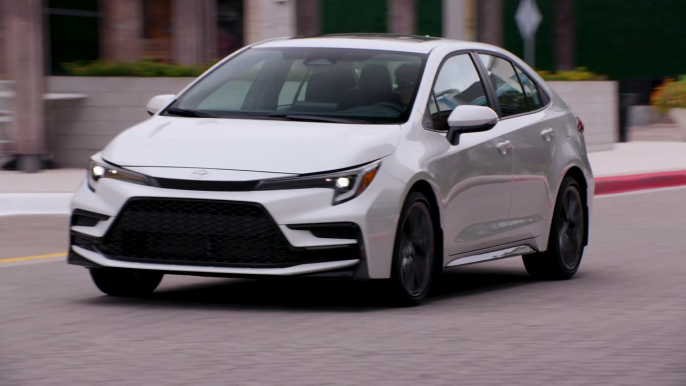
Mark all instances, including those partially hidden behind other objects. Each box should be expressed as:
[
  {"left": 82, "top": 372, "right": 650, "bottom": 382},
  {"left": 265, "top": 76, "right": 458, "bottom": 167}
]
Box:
[
  {"left": 388, "top": 192, "right": 437, "bottom": 306},
  {"left": 90, "top": 268, "right": 164, "bottom": 297},
  {"left": 523, "top": 177, "right": 585, "bottom": 280}
]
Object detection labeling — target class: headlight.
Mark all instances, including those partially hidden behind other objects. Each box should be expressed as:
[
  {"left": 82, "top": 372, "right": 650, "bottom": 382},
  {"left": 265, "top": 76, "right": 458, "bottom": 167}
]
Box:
[
  {"left": 255, "top": 161, "right": 381, "bottom": 205},
  {"left": 87, "top": 160, "right": 150, "bottom": 191}
]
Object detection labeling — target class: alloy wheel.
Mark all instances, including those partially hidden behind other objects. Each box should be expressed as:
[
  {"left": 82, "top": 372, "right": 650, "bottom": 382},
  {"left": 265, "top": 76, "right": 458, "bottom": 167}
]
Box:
[
  {"left": 398, "top": 202, "right": 434, "bottom": 297},
  {"left": 558, "top": 186, "right": 584, "bottom": 270}
]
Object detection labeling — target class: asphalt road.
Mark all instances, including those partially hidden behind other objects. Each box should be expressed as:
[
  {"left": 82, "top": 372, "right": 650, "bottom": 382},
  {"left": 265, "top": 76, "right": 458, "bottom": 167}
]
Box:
[{"left": 1, "top": 188, "right": 685, "bottom": 385}]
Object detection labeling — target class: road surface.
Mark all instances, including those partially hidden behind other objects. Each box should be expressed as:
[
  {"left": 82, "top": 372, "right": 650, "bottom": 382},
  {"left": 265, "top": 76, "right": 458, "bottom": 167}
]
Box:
[{"left": 1, "top": 188, "right": 685, "bottom": 385}]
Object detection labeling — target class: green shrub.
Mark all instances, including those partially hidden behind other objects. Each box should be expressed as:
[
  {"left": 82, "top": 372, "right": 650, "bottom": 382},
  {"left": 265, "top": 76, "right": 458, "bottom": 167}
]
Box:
[
  {"left": 62, "top": 58, "right": 216, "bottom": 77},
  {"left": 536, "top": 67, "right": 607, "bottom": 81},
  {"left": 651, "top": 76, "right": 686, "bottom": 113}
]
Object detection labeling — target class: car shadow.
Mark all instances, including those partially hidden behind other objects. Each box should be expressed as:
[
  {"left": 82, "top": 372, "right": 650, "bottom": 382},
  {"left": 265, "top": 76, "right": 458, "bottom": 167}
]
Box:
[{"left": 78, "top": 264, "right": 541, "bottom": 312}]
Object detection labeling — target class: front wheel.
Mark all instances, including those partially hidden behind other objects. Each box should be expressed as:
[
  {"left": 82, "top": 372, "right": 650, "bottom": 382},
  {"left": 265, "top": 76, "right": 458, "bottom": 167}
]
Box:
[
  {"left": 388, "top": 192, "right": 436, "bottom": 306},
  {"left": 90, "top": 268, "right": 164, "bottom": 297},
  {"left": 523, "top": 177, "right": 585, "bottom": 280}
]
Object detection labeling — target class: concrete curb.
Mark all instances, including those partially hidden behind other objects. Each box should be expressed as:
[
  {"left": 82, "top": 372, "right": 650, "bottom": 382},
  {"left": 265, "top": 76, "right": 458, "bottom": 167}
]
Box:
[
  {"left": 0, "top": 193, "right": 72, "bottom": 217},
  {"left": 1, "top": 171, "right": 685, "bottom": 216},
  {"left": 595, "top": 170, "right": 686, "bottom": 195}
]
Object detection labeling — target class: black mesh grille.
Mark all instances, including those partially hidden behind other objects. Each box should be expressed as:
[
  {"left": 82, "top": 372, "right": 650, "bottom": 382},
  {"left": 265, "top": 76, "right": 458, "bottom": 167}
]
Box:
[{"left": 97, "top": 199, "right": 360, "bottom": 267}]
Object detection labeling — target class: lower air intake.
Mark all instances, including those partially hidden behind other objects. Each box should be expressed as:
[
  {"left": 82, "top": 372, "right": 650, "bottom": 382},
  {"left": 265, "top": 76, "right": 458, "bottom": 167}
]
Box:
[{"left": 98, "top": 198, "right": 359, "bottom": 268}]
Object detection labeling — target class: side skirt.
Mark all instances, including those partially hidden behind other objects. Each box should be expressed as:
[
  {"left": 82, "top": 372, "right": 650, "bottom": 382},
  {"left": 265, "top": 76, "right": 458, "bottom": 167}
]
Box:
[{"left": 446, "top": 245, "right": 536, "bottom": 268}]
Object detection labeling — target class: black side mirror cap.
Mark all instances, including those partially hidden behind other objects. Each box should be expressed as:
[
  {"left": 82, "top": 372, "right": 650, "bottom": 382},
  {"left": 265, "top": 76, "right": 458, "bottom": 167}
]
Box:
[{"left": 446, "top": 120, "right": 498, "bottom": 146}]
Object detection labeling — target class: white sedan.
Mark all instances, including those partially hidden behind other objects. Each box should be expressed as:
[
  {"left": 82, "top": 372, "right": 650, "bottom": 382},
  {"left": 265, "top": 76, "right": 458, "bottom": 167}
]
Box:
[{"left": 69, "top": 34, "right": 594, "bottom": 305}]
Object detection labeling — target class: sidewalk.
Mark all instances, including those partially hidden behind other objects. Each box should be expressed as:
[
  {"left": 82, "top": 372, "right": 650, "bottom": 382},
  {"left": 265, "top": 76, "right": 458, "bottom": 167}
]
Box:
[{"left": 1, "top": 141, "right": 686, "bottom": 216}]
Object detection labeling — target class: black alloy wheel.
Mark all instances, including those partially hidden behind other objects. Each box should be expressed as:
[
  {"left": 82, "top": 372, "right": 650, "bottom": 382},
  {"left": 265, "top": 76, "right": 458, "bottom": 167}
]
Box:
[
  {"left": 523, "top": 177, "right": 585, "bottom": 280},
  {"left": 390, "top": 192, "right": 436, "bottom": 305}
]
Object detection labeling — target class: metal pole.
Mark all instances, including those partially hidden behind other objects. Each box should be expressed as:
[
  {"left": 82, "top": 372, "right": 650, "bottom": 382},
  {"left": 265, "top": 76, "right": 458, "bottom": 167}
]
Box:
[{"left": 524, "top": 34, "right": 535, "bottom": 67}]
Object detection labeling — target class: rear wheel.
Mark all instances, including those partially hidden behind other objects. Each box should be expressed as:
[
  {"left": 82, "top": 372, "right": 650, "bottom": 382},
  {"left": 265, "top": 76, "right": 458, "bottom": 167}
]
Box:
[
  {"left": 523, "top": 177, "right": 585, "bottom": 280},
  {"left": 90, "top": 268, "right": 163, "bottom": 297},
  {"left": 389, "top": 192, "right": 436, "bottom": 306}
]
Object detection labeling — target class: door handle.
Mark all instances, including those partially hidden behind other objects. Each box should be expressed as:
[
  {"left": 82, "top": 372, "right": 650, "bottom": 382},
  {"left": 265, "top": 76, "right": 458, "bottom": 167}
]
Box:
[
  {"left": 496, "top": 140, "right": 512, "bottom": 155},
  {"left": 540, "top": 128, "right": 555, "bottom": 141}
]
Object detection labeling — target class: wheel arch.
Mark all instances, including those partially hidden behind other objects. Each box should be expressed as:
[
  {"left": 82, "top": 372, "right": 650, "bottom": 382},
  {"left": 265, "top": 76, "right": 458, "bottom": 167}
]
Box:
[
  {"left": 562, "top": 166, "right": 590, "bottom": 246},
  {"left": 405, "top": 180, "right": 445, "bottom": 270}
]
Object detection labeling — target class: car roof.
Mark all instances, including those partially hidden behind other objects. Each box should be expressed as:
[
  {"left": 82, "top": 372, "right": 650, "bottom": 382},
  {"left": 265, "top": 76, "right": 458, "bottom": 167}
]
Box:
[{"left": 254, "top": 33, "right": 502, "bottom": 54}]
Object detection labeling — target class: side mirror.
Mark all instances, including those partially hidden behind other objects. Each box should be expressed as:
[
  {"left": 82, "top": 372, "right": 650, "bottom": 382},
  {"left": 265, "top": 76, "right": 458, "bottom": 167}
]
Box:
[
  {"left": 446, "top": 105, "right": 499, "bottom": 146},
  {"left": 146, "top": 94, "right": 176, "bottom": 116}
]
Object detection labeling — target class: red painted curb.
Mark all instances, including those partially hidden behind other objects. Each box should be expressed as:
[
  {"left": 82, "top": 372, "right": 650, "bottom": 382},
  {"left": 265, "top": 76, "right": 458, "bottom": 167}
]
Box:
[{"left": 595, "top": 170, "right": 686, "bottom": 195}]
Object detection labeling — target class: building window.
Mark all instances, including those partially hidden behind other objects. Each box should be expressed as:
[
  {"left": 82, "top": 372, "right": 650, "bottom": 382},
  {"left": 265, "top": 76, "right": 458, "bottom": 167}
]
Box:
[{"left": 47, "top": 0, "right": 100, "bottom": 74}]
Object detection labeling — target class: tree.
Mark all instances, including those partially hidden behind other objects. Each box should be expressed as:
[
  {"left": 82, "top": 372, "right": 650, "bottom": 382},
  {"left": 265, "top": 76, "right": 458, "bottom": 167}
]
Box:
[
  {"left": 478, "top": 0, "right": 502, "bottom": 46},
  {"left": 554, "top": 0, "right": 575, "bottom": 71}
]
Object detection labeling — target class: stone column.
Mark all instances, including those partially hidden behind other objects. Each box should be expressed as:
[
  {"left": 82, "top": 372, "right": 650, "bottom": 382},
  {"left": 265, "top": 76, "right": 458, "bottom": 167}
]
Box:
[
  {"left": 172, "top": 0, "right": 217, "bottom": 65},
  {"left": 477, "top": 0, "right": 502, "bottom": 47},
  {"left": 443, "top": 0, "right": 477, "bottom": 41},
  {"left": 5, "top": 0, "right": 45, "bottom": 172},
  {"left": 99, "top": 0, "right": 143, "bottom": 61},
  {"left": 244, "top": 0, "right": 296, "bottom": 44},
  {"left": 0, "top": 0, "right": 8, "bottom": 79},
  {"left": 296, "top": 0, "right": 319, "bottom": 36},
  {"left": 388, "top": 0, "right": 415, "bottom": 35}
]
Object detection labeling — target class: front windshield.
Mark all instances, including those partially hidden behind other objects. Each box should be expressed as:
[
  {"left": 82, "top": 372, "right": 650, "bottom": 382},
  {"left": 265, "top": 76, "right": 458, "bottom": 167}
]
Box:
[{"left": 165, "top": 47, "right": 427, "bottom": 124}]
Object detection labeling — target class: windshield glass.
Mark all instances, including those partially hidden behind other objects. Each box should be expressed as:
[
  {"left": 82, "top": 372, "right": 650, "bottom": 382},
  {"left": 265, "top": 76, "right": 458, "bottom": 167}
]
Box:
[{"left": 165, "top": 47, "right": 427, "bottom": 124}]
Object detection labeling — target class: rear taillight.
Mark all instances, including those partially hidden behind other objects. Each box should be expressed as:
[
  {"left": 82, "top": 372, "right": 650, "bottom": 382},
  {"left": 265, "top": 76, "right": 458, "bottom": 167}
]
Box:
[{"left": 577, "top": 117, "right": 585, "bottom": 133}]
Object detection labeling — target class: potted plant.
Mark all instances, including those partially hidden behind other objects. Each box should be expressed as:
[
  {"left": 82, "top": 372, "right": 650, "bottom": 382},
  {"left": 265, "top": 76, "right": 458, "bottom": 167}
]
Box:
[{"left": 651, "top": 77, "right": 686, "bottom": 141}]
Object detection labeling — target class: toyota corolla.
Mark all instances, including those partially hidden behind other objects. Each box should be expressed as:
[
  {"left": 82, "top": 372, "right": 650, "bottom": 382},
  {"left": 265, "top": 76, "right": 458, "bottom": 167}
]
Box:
[{"left": 68, "top": 34, "right": 594, "bottom": 305}]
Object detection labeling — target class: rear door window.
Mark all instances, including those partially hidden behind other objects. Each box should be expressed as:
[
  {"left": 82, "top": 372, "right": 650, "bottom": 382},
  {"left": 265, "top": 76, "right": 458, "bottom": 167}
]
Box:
[
  {"left": 515, "top": 66, "right": 543, "bottom": 111},
  {"left": 478, "top": 54, "right": 528, "bottom": 117}
]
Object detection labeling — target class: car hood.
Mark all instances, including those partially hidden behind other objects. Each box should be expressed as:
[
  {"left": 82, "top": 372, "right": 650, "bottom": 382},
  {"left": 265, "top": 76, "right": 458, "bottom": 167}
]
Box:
[{"left": 102, "top": 117, "right": 400, "bottom": 174}]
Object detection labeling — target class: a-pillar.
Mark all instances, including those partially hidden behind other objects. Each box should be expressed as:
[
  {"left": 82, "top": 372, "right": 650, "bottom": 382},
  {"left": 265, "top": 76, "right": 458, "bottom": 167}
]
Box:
[
  {"left": 172, "top": 0, "right": 217, "bottom": 65},
  {"left": 388, "top": 0, "right": 415, "bottom": 35},
  {"left": 99, "top": 0, "right": 143, "bottom": 61},
  {"left": 5, "top": 0, "right": 45, "bottom": 172},
  {"left": 244, "top": 0, "right": 296, "bottom": 44}
]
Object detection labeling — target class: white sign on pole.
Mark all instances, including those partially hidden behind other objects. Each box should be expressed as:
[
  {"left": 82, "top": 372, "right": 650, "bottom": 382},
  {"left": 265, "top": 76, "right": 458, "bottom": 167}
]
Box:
[{"left": 515, "top": 0, "right": 542, "bottom": 67}]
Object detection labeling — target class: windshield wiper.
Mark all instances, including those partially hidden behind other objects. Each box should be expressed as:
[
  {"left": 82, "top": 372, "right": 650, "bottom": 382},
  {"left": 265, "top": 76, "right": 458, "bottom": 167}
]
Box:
[
  {"left": 267, "top": 113, "right": 368, "bottom": 124},
  {"left": 164, "top": 108, "right": 218, "bottom": 118}
]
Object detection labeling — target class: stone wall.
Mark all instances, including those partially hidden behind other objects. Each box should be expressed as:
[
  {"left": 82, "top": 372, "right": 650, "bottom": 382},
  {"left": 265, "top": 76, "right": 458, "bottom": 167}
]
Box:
[
  {"left": 548, "top": 81, "right": 618, "bottom": 152},
  {"left": 244, "top": 0, "right": 296, "bottom": 44},
  {"left": 46, "top": 77, "right": 194, "bottom": 168}
]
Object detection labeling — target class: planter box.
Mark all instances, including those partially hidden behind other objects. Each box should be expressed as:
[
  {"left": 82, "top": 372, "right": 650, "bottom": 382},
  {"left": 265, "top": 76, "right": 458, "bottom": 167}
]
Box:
[
  {"left": 46, "top": 77, "right": 620, "bottom": 168},
  {"left": 547, "top": 81, "right": 618, "bottom": 152},
  {"left": 46, "top": 76, "right": 195, "bottom": 168}
]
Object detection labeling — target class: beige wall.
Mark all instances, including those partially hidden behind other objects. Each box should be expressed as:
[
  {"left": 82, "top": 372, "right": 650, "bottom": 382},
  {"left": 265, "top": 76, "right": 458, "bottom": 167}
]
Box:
[
  {"left": 245, "top": 0, "right": 296, "bottom": 44},
  {"left": 46, "top": 77, "right": 194, "bottom": 167}
]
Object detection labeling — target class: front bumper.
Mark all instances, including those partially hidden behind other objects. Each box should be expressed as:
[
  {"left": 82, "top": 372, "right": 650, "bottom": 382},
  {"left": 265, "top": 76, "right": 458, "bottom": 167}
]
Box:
[{"left": 69, "top": 168, "right": 406, "bottom": 279}]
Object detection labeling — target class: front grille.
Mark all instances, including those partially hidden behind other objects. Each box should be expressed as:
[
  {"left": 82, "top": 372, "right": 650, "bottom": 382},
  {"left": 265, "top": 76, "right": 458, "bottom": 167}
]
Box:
[{"left": 97, "top": 199, "right": 360, "bottom": 267}]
